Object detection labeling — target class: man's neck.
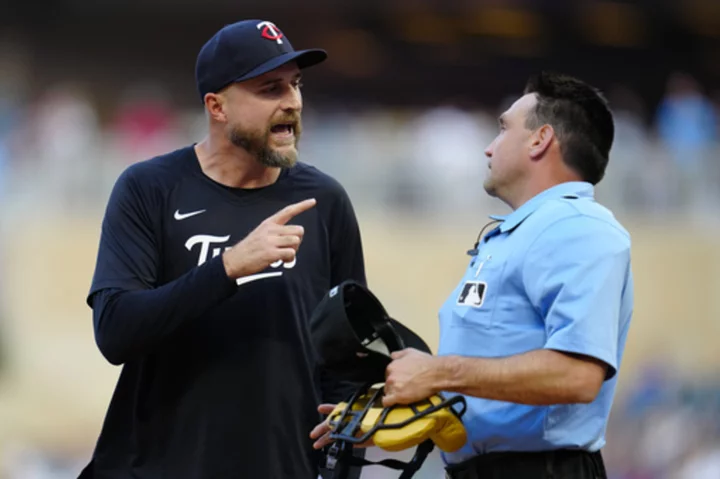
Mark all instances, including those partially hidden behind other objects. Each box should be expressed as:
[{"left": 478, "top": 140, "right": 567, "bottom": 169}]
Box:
[
  {"left": 194, "top": 137, "right": 281, "bottom": 189},
  {"left": 506, "top": 176, "right": 581, "bottom": 211}
]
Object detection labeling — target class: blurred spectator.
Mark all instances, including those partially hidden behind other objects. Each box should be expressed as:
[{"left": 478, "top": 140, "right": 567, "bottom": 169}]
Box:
[
  {"left": 604, "top": 359, "right": 720, "bottom": 479},
  {"left": 404, "top": 103, "right": 497, "bottom": 218},
  {"left": 674, "top": 444, "right": 720, "bottom": 479},
  {"left": 16, "top": 85, "right": 102, "bottom": 212},
  {"left": 655, "top": 72, "right": 719, "bottom": 216},
  {"left": 657, "top": 72, "right": 717, "bottom": 161},
  {"left": 108, "top": 82, "right": 184, "bottom": 163},
  {"left": 0, "top": 92, "right": 19, "bottom": 376},
  {"left": 0, "top": 98, "right": 11, "bottom": 202},
  {"left": 598, "top": 85, "right": 656, "bottom": 214}
]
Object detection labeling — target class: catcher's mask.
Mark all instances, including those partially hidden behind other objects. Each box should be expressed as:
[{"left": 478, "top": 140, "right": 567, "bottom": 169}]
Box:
[{"left": 309, "top": 280, "right": 467, "bottom": 479}]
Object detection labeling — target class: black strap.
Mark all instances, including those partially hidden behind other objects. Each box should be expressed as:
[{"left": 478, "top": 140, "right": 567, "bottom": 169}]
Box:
[
  {"left": 330, "top": 440, "right": 435, "bottom": 479},
  {"left": 398, "top": 440, "right": 435, "bottom": 479},
  {"left": 342, "top": 455, "right": 409, "bottom": 471}
]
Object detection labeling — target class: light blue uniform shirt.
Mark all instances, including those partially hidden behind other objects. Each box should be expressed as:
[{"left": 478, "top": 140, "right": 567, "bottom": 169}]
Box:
[{"left": 438, "top": 182, "right": 634, "bottom": 464}]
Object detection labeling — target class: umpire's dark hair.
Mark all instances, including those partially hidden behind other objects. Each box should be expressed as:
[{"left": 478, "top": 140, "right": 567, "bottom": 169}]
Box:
[{"left": 523, "top": 71, "right": 614, "bottom": 185}]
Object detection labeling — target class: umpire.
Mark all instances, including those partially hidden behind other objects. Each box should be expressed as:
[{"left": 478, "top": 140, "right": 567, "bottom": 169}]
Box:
[{"left": 381, "top": 72, "right": 634, "bottom": 479}]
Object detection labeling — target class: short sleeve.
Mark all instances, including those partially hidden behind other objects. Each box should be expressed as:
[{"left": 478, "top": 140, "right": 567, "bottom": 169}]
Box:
[
  {"left": 87, "top": 166, "right": 162, "bottom": 305},
  {"left": 522, "top": 215, "right": 630, "bottom": 380}
]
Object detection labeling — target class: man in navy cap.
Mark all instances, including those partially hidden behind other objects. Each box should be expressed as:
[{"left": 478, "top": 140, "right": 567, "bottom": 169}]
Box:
[{"left": 80, "top": 20, "right": 366, "bottom": 478}]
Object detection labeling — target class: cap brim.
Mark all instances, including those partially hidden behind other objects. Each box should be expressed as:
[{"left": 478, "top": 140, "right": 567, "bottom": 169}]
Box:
[
  {"left": 388, "top": 319, "right": 432, "bottom": 354},
  {"left": 308, "top": 279, "right": 433, "bottom": 384},
  {"left": 233, "top": 49, "right": 328, "bottom": 83},
  {"left": 322, "top": 319, "right": 431, "bottom": 384}
]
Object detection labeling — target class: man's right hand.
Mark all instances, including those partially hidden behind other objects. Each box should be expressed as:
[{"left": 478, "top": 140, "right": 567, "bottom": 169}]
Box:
[
  {"left": 222, "top": 198, "right": 317, "bottom": 280},
  {"left": 310, "top": 403, "right": 375, "bottom": 450}
]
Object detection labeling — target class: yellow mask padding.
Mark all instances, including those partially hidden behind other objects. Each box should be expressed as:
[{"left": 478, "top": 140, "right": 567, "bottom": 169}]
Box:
[{"left": 328, "top": 385, "right": 467, "bottom": 453}]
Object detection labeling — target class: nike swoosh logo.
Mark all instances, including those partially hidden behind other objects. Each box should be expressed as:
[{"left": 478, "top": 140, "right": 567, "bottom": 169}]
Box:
[
  {"left": 235, "top": 272, "right": 283, "bottom": 286},
  {"left": 174, "top": 209, "right": 206, "bottom": 220}
]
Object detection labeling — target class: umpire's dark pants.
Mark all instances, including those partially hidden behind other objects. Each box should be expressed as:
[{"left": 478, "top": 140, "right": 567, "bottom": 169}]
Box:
[{"left": 444, "top": 449, "right": 607, "bottom": 479}]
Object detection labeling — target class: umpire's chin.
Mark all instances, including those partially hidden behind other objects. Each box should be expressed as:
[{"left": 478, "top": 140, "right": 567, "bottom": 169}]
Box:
[{"left": 483, "top": 175, "right": 499, "bottom": 198}]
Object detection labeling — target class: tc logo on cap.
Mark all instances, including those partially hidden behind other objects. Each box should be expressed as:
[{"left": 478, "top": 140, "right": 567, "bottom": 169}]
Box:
[{"left": 257, "top": 21, "right": 284, "bottom": 45}]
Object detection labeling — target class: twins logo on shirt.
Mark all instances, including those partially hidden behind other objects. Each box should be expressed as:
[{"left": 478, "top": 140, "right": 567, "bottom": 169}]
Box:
[
  {"left": 184, "top": 234, "right": 296, "bottom": 286},
  {"left": 457, "top": 281, "right": 487, "bottom": 308}
]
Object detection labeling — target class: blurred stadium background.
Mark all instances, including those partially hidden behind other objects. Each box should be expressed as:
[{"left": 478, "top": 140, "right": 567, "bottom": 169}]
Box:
[{"left": 1, "top": 0, "right": 720, "bottom": 477}]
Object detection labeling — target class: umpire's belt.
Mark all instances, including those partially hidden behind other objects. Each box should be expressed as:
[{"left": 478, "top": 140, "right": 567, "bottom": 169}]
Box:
[{"left": 444, "top": 449, "right": 601, "bottom": 479}]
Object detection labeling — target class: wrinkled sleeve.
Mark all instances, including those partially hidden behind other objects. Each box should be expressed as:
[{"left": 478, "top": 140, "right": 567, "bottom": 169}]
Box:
[{"left": 522, "top": 215, "right": 631, "bottom": 380}]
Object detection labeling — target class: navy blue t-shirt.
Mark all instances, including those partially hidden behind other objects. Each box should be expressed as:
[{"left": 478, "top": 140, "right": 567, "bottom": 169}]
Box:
[{"left": 80, "top": 145, "right": 366, "bottom": 479}]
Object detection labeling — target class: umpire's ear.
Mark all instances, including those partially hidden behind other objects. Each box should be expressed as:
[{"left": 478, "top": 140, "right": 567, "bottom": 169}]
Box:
[{"left": 529, "top": 123, "right": 555, "bottom": 161}]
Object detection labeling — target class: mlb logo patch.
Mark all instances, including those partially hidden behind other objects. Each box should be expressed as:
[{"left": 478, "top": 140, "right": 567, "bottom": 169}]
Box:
[{"left": 457, "top": 281, "right": 487, "bottom": 308}]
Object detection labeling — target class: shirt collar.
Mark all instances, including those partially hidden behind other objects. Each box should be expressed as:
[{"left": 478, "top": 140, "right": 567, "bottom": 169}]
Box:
[{"left": 489, "top": 182, "right": 594, "bottom": 233}]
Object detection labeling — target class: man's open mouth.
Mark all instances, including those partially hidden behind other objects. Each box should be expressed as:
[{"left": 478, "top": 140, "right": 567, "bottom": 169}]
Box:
[{"left": 271, "top": 123, "right": 294, "bottom": 135}]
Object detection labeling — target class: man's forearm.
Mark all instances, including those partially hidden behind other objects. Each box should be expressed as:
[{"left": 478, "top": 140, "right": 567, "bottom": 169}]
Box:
[
  {"left": 436, "top": 349, "right": 605, "bottom": 405},
  {"left": 92, "top": 256, "right": 238, "bottom": 366}
]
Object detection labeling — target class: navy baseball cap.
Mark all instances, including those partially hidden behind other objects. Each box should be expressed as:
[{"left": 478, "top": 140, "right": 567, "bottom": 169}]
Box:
[{"left": 195, "top": 19, "right": 327, "bottom": 101}]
